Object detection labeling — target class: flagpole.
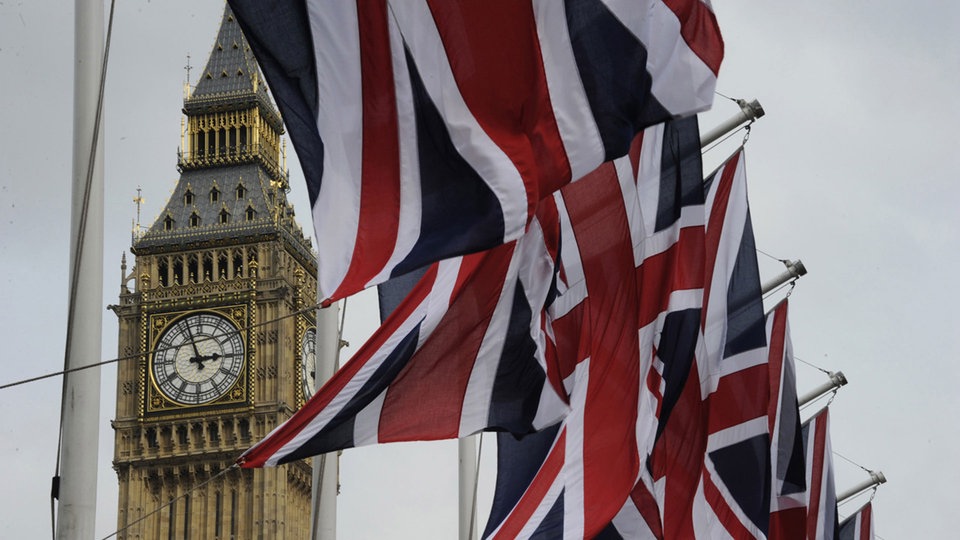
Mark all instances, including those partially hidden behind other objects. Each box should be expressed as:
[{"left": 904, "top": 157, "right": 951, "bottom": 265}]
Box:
[
  {"left": 760, "top": 260, "right": 807, "bottom": 295},
  {"left": 798, "top": 371, "right": 848, "bottom": 407},
  {"left": 57, "top": 0, "right": 104, "bottom": 537},
  {"left": 837, "top": 471, "right": 886, "bottom": 504},
  {"left": 310, "top": 303, "right": 340, "bottom": 540},
  {"left": 700, "top": 98, "right": 765, "bottom": 148},
  {"left": 459, "top": 437, "right": 478, "bottom": 540}
]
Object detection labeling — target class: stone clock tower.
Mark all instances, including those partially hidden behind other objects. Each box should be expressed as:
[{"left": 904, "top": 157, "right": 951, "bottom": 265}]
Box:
[{"left": 111, "top": 7, "right": 319, "bottom": 539}]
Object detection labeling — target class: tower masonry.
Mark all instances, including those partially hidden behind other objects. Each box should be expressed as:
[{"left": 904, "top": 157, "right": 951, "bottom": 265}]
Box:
[{"left": 110, "top": 6, "right": 319, "bottom": 539}]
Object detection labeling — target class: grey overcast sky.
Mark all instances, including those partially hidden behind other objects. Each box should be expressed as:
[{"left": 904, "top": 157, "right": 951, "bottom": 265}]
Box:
[{"left": 1, "top": 2, "right": 958, "bottom": 538}]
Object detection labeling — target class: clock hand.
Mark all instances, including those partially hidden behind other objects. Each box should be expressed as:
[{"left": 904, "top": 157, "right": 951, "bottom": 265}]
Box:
[
  {"left": 189, "top": 356, "right": 206, "bottom": 371},
  {"left": 188, "top": 352, "right": 223, "bottom": 371},
  {"left": 183, "top": 321, "right": 203, "bottom": 360}
]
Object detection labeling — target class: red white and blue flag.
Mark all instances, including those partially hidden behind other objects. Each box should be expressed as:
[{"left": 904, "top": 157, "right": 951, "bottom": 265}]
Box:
[
  {"left": 838, "top": 502, "right": 874, "bottom": 540},
  {"left": 238, "top": 208, "right": 569, "bottom": 466},
  {"left": 766, "top": 299, "right": 807, "bottom": 540},
  {"left": 483, "top": 116, "right": 707, "bottom": 539},
  {"left": 645, "top": 147, "right": 769, "bottom": 538},
  {"left": 227, "top": 0, "right": 723, "bottom": 301},
  {"left": 802, "top": 407, "right": 840, "bottom": 540}
]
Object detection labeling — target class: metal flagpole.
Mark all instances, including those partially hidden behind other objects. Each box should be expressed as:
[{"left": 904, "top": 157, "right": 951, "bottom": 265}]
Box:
[
  {"left": 57, "top": 0, "right": 104, "bottom": 537},
  {"left": 700, "top": 98, "right": 765, "bottom": 149},
  {"left": 837, "top": 470, "right": 886, "bottom": 505},
  {"left": 459, "top": 437, "right": 478, "bottom": 540},
  {"left": 761, "top": 260, "right": 807, "bottom": 295},
  {"left": 798, "top": 371, "right": 848, "bottom": 407},
  {"left": 311, "top": 302, "right": 340, "bottom": 540}
]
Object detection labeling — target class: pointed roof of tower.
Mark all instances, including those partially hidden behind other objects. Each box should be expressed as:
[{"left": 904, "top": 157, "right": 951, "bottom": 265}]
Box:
[
  {"left": 132, "top": 5, "right": 313, "bottom": 271},
  {"left": 183, "top": 5, "right": 282, "bottom": 131}
]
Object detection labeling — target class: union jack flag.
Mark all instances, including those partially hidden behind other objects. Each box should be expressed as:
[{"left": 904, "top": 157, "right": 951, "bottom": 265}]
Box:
[
  {"left": 838, "top": 502, "right": 874, "bottom": 540},
  {"left": 484, "top": 116, "right": 706, "bottom": 539},
  {"left": 227, "top": 0, "right": 723, "bottom": 301},
  {"left": 801, "top": 407, "right": 840, "bottom": 540},
  {"left": 645, "top": 147, "right": 769, "bottom": 538},
  {"left": 238, "top": 208, "right": 567, "bottom": 466},
  {"left": 766, "top": 300, "right": 807, "bottom": 539}
]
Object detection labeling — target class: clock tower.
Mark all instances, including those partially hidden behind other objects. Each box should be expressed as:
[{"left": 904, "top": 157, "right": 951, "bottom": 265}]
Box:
[{"left": 111, "top": 6, "right": 318, "bottom": 539}]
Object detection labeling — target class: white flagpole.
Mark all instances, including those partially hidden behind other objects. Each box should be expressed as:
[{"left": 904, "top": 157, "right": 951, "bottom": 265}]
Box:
[
  {"left": 799, "top": 371, "right": 848, "bottom": 407},
  {"left": 311, "top": 303, "right": 340, "bottom": 540},
  {"left": 838, "top": 471, "right": 886, "bottom": 505},
  {"left": 459, "top": 437, "right": 478, "bottom": 540},
  {"left": 761, "top": 260, "right": 807, "bottom": 295},
  {"left": 700, "top": 98, "right": 765, "bottom": 148},
  {"left": 57, "top": 0, "right": 104, "bottom": 537}
]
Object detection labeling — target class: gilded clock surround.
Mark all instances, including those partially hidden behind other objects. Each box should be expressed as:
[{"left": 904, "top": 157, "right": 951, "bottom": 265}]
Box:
[
  {"left": 110, "top": 6, "right": 319, "bottom": 539},
  {"left": 145, "top": 306, "right": 251, "bottom": 415}
]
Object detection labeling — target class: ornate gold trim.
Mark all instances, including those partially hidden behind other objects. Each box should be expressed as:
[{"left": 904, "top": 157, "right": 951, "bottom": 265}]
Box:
[{"left": 143, "top": 304, "right": 252, "bottom": 417}]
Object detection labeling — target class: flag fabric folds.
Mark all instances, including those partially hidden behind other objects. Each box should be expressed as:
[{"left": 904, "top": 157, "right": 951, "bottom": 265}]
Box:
[
  {"left": 766, "top": 300, "right": 807, "bottom": 540},
  {"left": 644, "top": 147, "right": 769, "bottom": 538},
  {"left": 483, "top": 117, "right": 707, "bottom": 539},
  {"left": 695, "top": 147, "right": 770, "bottom": 538},
  {"left": 238, "top": 210, "right": 568, "bottom": 466},
  {"left": 227, "top": 0, "right": 723, "bottom": 301},
  {"left": 838, "top": 502, "right": 874, "bottom": 540},
  {"left": 801, "top": 407, "right": 840, "bottom": 540}
]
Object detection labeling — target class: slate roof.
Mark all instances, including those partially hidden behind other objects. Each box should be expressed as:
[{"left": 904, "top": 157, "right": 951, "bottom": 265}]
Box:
[
  {"left": 182, "top": 5, "right": 282, "bottom": 131},
  {"left": 134, "top": 5, "right": 312, "bottom": 267}
]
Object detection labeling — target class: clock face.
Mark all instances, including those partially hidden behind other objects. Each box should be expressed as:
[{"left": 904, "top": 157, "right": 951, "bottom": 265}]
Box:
[
  {"left": 152, "top": 312, "right": 246, "bottom": 405},
  {"left": 301, "top": 327, "right": 317, "bottom": 400}
]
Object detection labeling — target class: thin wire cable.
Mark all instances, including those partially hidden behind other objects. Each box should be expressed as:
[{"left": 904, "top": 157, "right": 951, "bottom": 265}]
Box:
[
  {"left": 834, "top": 450, "right": 874, "bottom": 474},
  {"left": 701, "top": 124, "right": 751, "bottom": 155},
  {"left": 53, "top": 1, "right": 117, "bottom": 537},
  {"left": 799, "top": 389, "right": 837, "bottom": 414},
  {"left": 824, "top": 388, "right": 838, "bottom": 408},
  {"left": 1, "top": 302, "right": 322, "bottom": 391},
  {"left": 714, "top": 90, "right": 739, "bottom": 103},
  {"left": 761, "top": 280, "right": 794, "bottom": 302},
  {"left": 100, "top": 464, "right": 239, "bottom": 539},
  {"left": 794, "top": 354, "right": 832, "bottom": 375},
  {"left": 756, "top": 247, "right": 789, "bottom": 264}
]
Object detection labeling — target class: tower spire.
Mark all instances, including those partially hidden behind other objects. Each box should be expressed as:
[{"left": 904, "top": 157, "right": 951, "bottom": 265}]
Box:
[
  {"left": 132, "top": 187, "right": 143, "bottom": 239},
  {"left": 183, "top": 53, "right": 192, "bottom": 99}
]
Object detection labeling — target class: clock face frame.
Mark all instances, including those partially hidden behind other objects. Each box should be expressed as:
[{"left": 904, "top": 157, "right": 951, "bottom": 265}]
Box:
[
  {"left": 151, "top": 312, "right": 246, "bottom": 406},
  {"left": 301, "top": 327, "right": 317, "bottom": 400}
]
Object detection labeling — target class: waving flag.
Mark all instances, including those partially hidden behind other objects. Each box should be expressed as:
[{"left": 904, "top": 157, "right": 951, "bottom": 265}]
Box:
[
  {"left": 766, "top": 300, "right": 807, "bottom": 540},
  {"left": 802, "top": 407, "right": 840, "bottom": 540},
  {"left": 227, "top": 0, "right": 723, "bottom": 301},
  {"left": 645, "top": 147, "right": 769, "bottom": 538},
  {"left": 238, "top": 209, "right": 568, "bottom": 467},
  {"left": 597, "top": 480, "right": 663, "bottom": 539},
  {"left": 483, "top": 116, "right": 706, "bottom": 539},
  {"left": 838, "top": 502, "right": 874, "bottom": 540},
  {"left": 693, "top": 148, "right": 768, "bottom": 538}
]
